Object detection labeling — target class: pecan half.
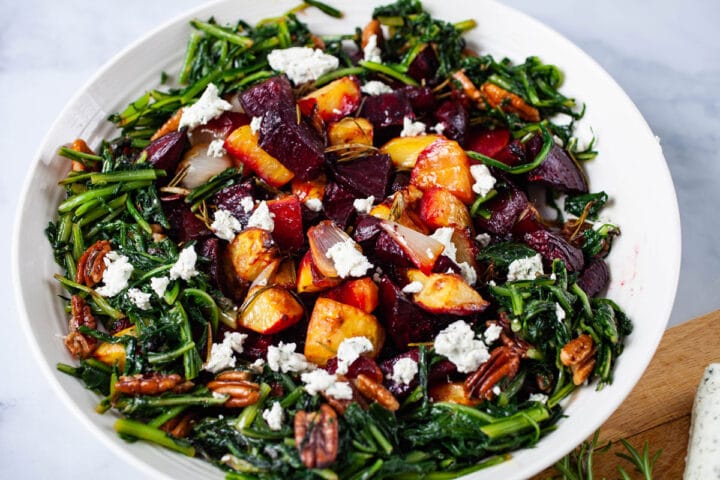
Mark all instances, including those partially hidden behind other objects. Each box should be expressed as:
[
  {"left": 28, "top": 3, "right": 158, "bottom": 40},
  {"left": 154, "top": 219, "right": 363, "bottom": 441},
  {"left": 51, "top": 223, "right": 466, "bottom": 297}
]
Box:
[
  {"left": 294, "top": 404, "right": 339, "bottom": 469},
  {"left": 115, "top": 373, "right": 192, "bottom": 396},
  {"left": 150, "top": 108, "right": 183, "bottom": 141},
  {"left": 160, "top": 411, "right": 197, "bottom": 438},
  {"left": 207, "top": 371, "right": 260, "bottom": 408},
  {"left": 64, "top": 295, "right": 98, "bottom": 359},
  {"left": 75, "top": 240, "right": 111, "bottom": 287},
  {"left": 354, "top": 374, "right": 399, "bottom": 411},
  {"left": 560, "top": 334, "right": 597, "bottom": 385},
  {"left": 480, "top": 82, "right": 540, "bottom": 122},
  {"left": 361, "top": 19, "right": 384, "bottom": 51},
  {"left": 464, "top": 346, "right": 521, "bottom": 400},
  {"left": 69, "top": 138, "right": 95, "bottom": 172}
]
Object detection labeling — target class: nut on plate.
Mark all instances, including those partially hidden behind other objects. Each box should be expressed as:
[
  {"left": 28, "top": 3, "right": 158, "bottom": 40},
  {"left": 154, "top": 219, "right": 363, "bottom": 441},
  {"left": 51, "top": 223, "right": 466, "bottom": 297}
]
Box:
[
  {"left": 560, "top": 334, "right": 597, "bottom": 385},
  {"left": 354, "top": 373, "right": 400, "bottom": 411},
  {"left": 294, "top": 404, "right": 339, "bottom": 469},
  {"left": 115, "top": 373, "right": 193, "bottom": 396},
  {"left": 64, "top": 295, "right": 98, "bottom": 359},
  {"left": 207, "top": 370, "right": 260, "bottom": 408},
  {"left": 75, "top": 239, "right": 111, "bottom": 287}
]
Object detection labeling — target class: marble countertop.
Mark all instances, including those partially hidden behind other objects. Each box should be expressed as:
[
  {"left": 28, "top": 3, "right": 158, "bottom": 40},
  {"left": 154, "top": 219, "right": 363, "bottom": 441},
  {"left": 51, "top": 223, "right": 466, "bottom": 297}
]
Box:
[{"left": 1, "top": 0, "right": 718, "bottom": 478}]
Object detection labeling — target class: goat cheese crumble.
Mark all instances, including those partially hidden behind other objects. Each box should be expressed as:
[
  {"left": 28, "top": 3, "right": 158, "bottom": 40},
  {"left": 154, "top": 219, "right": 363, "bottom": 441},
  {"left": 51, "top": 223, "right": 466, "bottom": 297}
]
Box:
[
  {"left": 150, "top": 276, "right": 170, "bottom": 299},
  {"left": 207, "top": 139, "right": 227, "bottom": 158},
  {"left": 400, "top": 116, "right": 426, "bottom": 137},
  {"left": 325, "top": 239, "right": 373, "bottom": 278},
  {"left": 95, "top": 251, "right": 134, "bottom": 297},
  {"left": 169, "top": 246, "right": 199, "bottom": 281},
  {"left": 483, "top": 324, "right": 503, "bottom": 344},
  {"left": 528, "top": 393, "right": 549, "bottom": 404},
  {"left": 434, "top": 320, "right": 490, "bottom": 373},
  {"left": 304, "top": 198, "right": 323, "bottom": 212},
  {"left": 475, "top": 233, "right": 491, "bottom": 248},
  {"left": 239, "top": 196, "right": 254, "bottom": 212},
  {"left": 401, "top": 281, "right": 424, "bottom": 294},
  {"left": 179, "top": 83, "right": 232, "bottom": 130},
  {"left": 507, "top": 254, "right": 544, "bottom": 281},
  {"left": 247, "top": 201, "right": 275, "bottom": 232},
  {"left": 335, "top": 336, "right": 374, "bottom": 375},
  {"left": 211, "top": 209, "right": 243, "bottom": 242},
  {"left": 390, "top": 357, "right": 418, "bottom": 385},
  {"left": 353, "top": 195, "right": 375, "bottom": 214},
  {"left": 470, "top": 163, "right": 497, "bottom": 198},
  {"left": 301, "top": 369, "right": 352, "bottom": 400},
  {"left": 250, "top": 115, "right": 263, "bottom": 135},
  {"left": 555, "top": 303, "right": 566, "bottom": 322},
  {"left": 266, "top": 342, "right": 314, "bottom": 373},
  {"left": 363, "top": 34, "right": 382, "bottom": 63},
  {"left": 262, "top": 402, "right": 284, "bottom": 431},
  {"left": 204, "top": 332, "right": 247, "bottom": 373},
  {"left": 432, "top": 122, "right": 446, "bottom": 135},
  {"left": 267, "top": 47, "right": 339, "bottom": 85},
  {"left": 127, "top": 288, "right": 151, "bottom": 311},
  {"left": 429, "top": 227, "right": 477, "bottom": 285},
  {"left": 361, "top": 80, "right": 393, "bottom": 96}
]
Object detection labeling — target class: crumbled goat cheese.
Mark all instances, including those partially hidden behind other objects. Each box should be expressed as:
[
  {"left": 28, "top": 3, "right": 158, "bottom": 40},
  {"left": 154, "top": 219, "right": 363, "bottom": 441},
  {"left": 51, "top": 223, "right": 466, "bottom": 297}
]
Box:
[
  {"left": 304, "top": 198, "right": 323, "bottom": 212},
  {"left": 401, "top": 281, "right": 424, "bottom": 294},
  {"left": 95, "top": 251, "right": 134, "bottom": 297},
  {"left": 169, "top": 246, "right": 199, "bottom": 281},
  {"left": 487, "top": 279, "right": 497, "bottom": 286},
  {"left": 150, "top": 276, "right": 170, "bottom": 299},
  {"left": 372, "top": 266, "right": 383, "bottom": 283},
  {"left": 432, "top": 122, "right": 446, "bottom": 135},
  {"left": 211, "top": 209, "right": 243, "bottom": 242},
  {"left": 336, "top": 337, "right": 374, "bottom": 375},
  {"left": 204, "top": 332, "right": 247, "bottom": 373},
  {"left": 434, "top": 320, "right": 490, "bottom": 373},
  {"left": 390, "top": 357, "right": 418, "bottom": 385},
  {"left": 240, "top": 196, "right": 254, "bottom": 212},
  {"left": 470, "top": 164, "right": 497, "bottom": 198},
  {"left": 400, "top": 116, "right": 426, "bottom": 137},
  {"left": 262, "top": 402, "right": 284, "bottom": 431},
  {"left": 363, "top": 34, "right": 383, "bottom": 63},
  {"left": 247, "top": 201, "right": 275, "bottom": 232},
  {"left": 267, "top": 47, "right": 339, "bottom": 85},
  {"left": 475, "top": 233, "right": 491, "bottom": 248},
  {"left": 127, "top": 288, "right": 151, "bottom": 311},
  {"left": 430, "top": 227, "right": 477, "bottom": 285},
  {"left": 178, "top": 83, "right": 232, "bottom": 130},
  {"left": 492, "top": 385, "right": 502, "bottom": 395},
  {"left": 207, "top": 138, "right": 227, "bottom": 158},
  {"left": 325, "top": 239, "right": 373, "bottom": 278},
  {"left": 528, "top": 393, "right": 549, "bottom": 404},
  {"left": 361, "top": 80, "right": 393, "bottom": 96},
  {"left": 484, "top": 324, "right": 503, "bottom": 344},
  {"left": 353, "top": 195, "right": 375, "bottom": 214},
  {"left": 250, "top": 115, "right": 263, "bottom": 135},
  {"left": 555, "top": 303, "right": 566, "bottom": 322},
  {"left": 507, "top": 254, "right": 544, "bottom": 281},
  {"left": 301, "top": 369, "right": 353, "bottom": 400},
  {"left": 266, "top": 342, "right": 314, "bottom": 373},
  {"left": 251, "top": 358, "right": 266, "bottom": 373}
]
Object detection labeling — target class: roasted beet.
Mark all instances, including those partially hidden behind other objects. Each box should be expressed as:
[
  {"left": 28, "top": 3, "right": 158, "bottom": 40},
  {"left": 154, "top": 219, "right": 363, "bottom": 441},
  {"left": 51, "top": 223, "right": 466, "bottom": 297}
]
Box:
[
  {"left": 212, "top": 181, "right": 256, "bottom": 224},
  {"left": 389, "top": 171, "right": 411, "bottom": 194},
  {"left": 494, "top": 139, "right": 526, "bottom": 167},
  {"left": 322, "top": 182, "right": 356, "bottom": 229},
  {"left": 194, "top": 111, "right": 249, "bottom": 142},
  {"left": 399, "top": 85, "right": 436, "bottom": 114},
  {"left": 433, "top": 99, "right": 468, "bottom": 145},
  {"left": 474, "top": 187, "right": 528, "bottom": 235},
  {"left": 145, "top": 129, "right": 189, "bottom": 176},
  {"left": 523, "top": 229, "right": 585, "bottom": 272},
  {"left": 239, "top": 75, "right": 296, "bottom": 119},
  {"left": 406, "top": 44, "right": 439, "bottom": 82},
  {"left": 373, "top": 232, "right": 415, "bottom": 268},
  {"left": 163, "top": 199, "right": 211, "bottom": 242},
  {"left": 267, "top": 196, "right": 304, "bottom": 252},
  {"left": 353, "top": 214, "right": 384, "bottom": 244},
  {"left": 360, "top": 91, "right": 414, "bottom": 129},
  {"left": 527, "top": 144, "right": 588, "bottom": 193},
  {"left": 240, "top": 330, "right": 275, "bottom": 361},
  {"left": 511, "top": 206, "right": 547, "bottom": 236},
  {"left": 380, "top": 349, "right": 420, "bottom": 397},
  {"left": 577, "top": 259, "right": 610, "bottom": 297},
  {"left": 433, "top": 255, "right": 461, "bottom": 275},
  {"left": 330, "top": 153, "right": 392, "bottom": 199},
  {"left": 326, "top": 356, "right": 383, "bottom": 382},
  {"left": 197, "top": 238, "right": 221, "bottom": 287},
  {"left": 466, "top": 127, "right": 511, "bottom": 158},
  {"left": 378, "top": 276, "right": 438, "bottom": 349}
]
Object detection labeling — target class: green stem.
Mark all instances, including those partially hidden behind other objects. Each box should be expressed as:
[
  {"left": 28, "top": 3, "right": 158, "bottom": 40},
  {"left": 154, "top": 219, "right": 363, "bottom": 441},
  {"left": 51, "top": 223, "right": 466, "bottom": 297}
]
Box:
[
  {"left": 57, "top": 146, "right": 102, "bottom": 164},
  {"left": 237, "top": 383, "right": 272, "bottom": 430},
  {"left": 179, "top": 32, "right": 202, "bottom": 85},
  {"left": 190, "top": 20, "right": 253, "bottom": 48},
  {"left": 148, "top": 405, "right": 189, "bottom": 428},
  {"left": 480, "top": 404, "right": 550, "bottom": 439},
  {"left": 314, "top": 66, "right": 364, "bottom": 87},
  {"left": 53, "top": 274, "right": 125, "bottom": 319},
  {"left": 147, "top": 342, "right": 196, "bottom": 364},
  {"left": 453, "top": 19, "right": 477, "bottom": 33},
  {"left": 466, "top": 125, "right": 553, "bottom": 174},
  {"left": 114, "top": 419, "right": 195, "bottom": 456},
  {"left": 90, "top": 169, "right": 165, "bottom": 185},
  {"left": 125, "top": 196, "right": 153, "bottom": 235},
  {"left": 359, "top": 60, "right": 419, "bottom": 86},
  {"left": 56, "top": 363, "right": 81, "bottom": 377},
  {"left": 303, "top": 0, "right": 343, "bottom": 18}
]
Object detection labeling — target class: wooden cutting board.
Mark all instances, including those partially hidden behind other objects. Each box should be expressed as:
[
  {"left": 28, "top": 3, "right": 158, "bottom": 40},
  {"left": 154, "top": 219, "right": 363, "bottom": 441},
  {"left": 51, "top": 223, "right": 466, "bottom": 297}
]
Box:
[{"left": 534, "top": 309, "right": 720, "bottom": 479}]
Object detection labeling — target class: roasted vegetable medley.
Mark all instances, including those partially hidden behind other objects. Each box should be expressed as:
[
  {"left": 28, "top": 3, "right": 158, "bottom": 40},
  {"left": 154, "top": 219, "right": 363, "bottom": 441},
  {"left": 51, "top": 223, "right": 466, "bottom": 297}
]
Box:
[{"left": 49, "top": 0, "right": 630, "bottom": 478}]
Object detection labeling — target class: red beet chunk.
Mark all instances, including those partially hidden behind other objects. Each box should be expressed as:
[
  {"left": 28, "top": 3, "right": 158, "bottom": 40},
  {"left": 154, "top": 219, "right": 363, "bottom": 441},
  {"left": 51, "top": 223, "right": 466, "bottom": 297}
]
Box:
[
  {"left": 195, "top": 112, "right": 249, "bottom": 140},
  {"left": 379, "top": 276, "right": 438, "bottom": 349},
  {"left": 380, "top": 349, "right": 420, "bottom": 397},
  {"left": 326, "top": 356, "right": 383, "bottom": 383},
  {"left": 433, "top": 99, "right": 468, "bottom": 145},
  {"left": 331, "top": 153, "right": 392, "bottom": 199},
  {"left": 577, "top": 259, "right": 610, "bottom": 297},
  {"left": 407, "top": 45, "right": 439, "bottom": 82},
  {"left": 197, "top": 237, "right": 221, "bottom": 287},
  {"left": 212, "top": 181, "right": 257, "bottom": 225},
  {"left": 373, "top": 232, "right": 415, "bottom": 268},
  {"left": 390, "top": 171, "right": 411, "bottom": 194},
  {"left": 466, "top": 128, "right": 511, "bottom": 158},
  {"left": 360, "top": 91, "right": 414, "bottom": 129},
  {"left": 353, "top": 215, "right": 383, "bottom": 244},
  {"left": 433, "top": 255, "right": 461, "bottom": 275},
  {"left": 145, "top": 129, "right": 188, "bottom": 176},
  {"left": 511, "top": 206, "right": 547, "bottom": 236},
  {"left": 474, "top": 187, "right": 528, "bottom": 235},
  {"left": 323, "top": 182, "right": 356, "bottom": 229},
  {"left": 267, "top": 196, "right": 304, "bottom": 252},
  {"left": 259, "top": 108, "right": 325, "bottom": 181},
  {"left": 494, "top": 139, "right": 526, "bottom": 167},
  {"left": 399, "top": 85, "right": 436, "bottom": 114},
  {"left": 240, "top": 330, "right": 275, "bottom": 361},
  {"left": 239, "top": 75, "right": 296, "bottom": 119},
  {"left": 527, "top": 144, "right": 588, "bottom": 193},
  {"left": 163, "top": 199, "right": 211, "bottom": 242},
  {"left": 523, "top": 229, "right": 585, "bottom": 272}
]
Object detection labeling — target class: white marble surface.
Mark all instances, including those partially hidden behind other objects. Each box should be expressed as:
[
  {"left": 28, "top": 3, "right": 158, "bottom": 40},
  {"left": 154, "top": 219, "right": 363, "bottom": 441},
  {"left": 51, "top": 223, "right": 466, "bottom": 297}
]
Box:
[{"left": 1, "top": 0, "right": 718, "bottom": 478}]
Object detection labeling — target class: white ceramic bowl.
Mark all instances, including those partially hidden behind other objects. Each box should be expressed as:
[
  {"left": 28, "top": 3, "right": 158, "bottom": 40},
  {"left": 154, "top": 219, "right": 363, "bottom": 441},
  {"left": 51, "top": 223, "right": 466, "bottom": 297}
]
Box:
[{"left": 13, "top": 0, "right": 681, "bottom": 478}]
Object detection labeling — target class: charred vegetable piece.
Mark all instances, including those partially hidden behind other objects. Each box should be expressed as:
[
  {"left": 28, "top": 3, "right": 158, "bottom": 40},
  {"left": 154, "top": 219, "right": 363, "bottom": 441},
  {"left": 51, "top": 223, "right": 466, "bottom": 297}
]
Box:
[
  {"left": 527, "top": 143, "right": 589, "bottom": 193},
  {"left": 523, "top": 229, "right": 585, "bottom": 272},
  {"left": 330, "top": 153, "right": 392, "bottom": 200},
  {"left": 225, "top": 125, "right": 294, "bottom": 188},
  {"left": 410, "top": 138, "right": 474, "bottom": 204},
  {"left": 406, "top": 269, "right": 489, "bottom": 315},
  {"left": 239, "top": 285, "right": 304, "bottom": 334},
  {"left": 226, "top": 228, "right": 280, "bottom": 282},
  {"left": 474, "top": 187, "right": 528, "bottom": 235},
  {"left": 145, "top": 129, "right": 189, "bottom": 176},
  {"left": 298, "top": 76, "right": 362, "bottom": 123}
]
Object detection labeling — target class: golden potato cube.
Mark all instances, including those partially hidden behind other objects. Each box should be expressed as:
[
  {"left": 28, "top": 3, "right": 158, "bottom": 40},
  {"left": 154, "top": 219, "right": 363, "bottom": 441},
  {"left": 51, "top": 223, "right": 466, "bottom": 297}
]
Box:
[
  {"left": 380, "top": 134, "right": 442, "bottom": 170},
  {"left": 227, "top": 228, "right": 280, "bottom": 282},
  {"left": 406, "top": 269, "right": 489, "bottom": 315}
]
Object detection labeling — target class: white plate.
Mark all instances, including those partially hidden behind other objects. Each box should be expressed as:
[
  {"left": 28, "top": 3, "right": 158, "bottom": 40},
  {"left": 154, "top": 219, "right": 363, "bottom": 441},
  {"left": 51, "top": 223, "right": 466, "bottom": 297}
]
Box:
[{"left": 12, "top": 0, "right": 681, "bottom": 478}]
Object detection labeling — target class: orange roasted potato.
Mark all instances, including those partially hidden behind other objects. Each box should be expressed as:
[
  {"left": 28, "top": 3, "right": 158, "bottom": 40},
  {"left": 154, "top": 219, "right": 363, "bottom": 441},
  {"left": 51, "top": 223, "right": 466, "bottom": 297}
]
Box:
[
  {"left": 93, "top": 326, "right": 136, "bottom": 371},
  {"left": 291, "top": 175, "right": 327, "bottom": 203},
  {"left": 419, "top": 187, "right": 472, "bottom": 230},
  {"left": 270, "top": 258, "right": 297, "bottom": 290},
  {"left": 410, "top": 138, "right": 474, "bottom": 204},
  {"left": 406, "top": 269, "right": 489, "bottom": 315},
  {"left": 380, "top": 134, "right": 442, "bottom": 170},
  {"left": 304, "top": 298, "right": 385, "bottom": 366},
  {"left": 298, "top": 76, "right": 362, "bottom": 123},
  {"left": 429, "top": 382, "right": 482, "bottom": 406},
  {"left": 327, "top": 117, "right": 374, "bottom": 146},
  {"left": 239, "top": 285, "right": 305, "bottom": 334},
  {"left": 226, "top": 228, "right": 280, "bottom": 282},
  {"left": 225, "top": 125, "right": 294, "bottom": 188},
  {"left": 323, "top": 277, "right": 379, "bottom": 314},
  {"left": 296, "top": 251, "right": 343, "bottom": 294}
]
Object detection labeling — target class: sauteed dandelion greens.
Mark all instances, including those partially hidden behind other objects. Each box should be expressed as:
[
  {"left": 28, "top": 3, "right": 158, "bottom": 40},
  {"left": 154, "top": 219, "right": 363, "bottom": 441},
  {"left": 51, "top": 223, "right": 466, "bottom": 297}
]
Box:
[{"left": 49, "top": 0, "right": 629, "bottom": 477}]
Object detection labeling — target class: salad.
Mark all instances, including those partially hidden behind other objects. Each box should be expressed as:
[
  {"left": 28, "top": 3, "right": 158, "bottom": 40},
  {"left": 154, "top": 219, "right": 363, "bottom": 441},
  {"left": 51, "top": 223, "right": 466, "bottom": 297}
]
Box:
[{"left": 48, "top": 0, "right": 631, "bottom": 478}]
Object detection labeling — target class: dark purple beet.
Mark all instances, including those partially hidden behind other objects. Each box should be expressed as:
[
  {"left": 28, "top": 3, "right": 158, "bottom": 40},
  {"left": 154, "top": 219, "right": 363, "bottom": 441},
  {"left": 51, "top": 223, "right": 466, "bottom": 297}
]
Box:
[
  {"left": 323, "top": 182, "right": 356, "bottom": 229},
  {"left": 577, "top": 259, "right": 610, "bottom": 297},
  {"left": 523, "top": 229, "right": 585, "bottom": 272},
  {"left": 353, "top": 214, "right": 383, "bottom": 244},
  {"left": 399, "top": 85, "right": 436, "bottom": 114},
  {"left": 239, "top": 75, "right": 295, "bottom": 119},
  {"left": 195, "top": 111, "right": 249, "bottom": 140},
  {"left": 163, "top": 200, "right": 211, "bottom": 242},
  {"left": 326, "top": 356, "right": 383, "bottom": 382},
  {"left": 373, "top": 232, "right": 415, "bottom": 268},
  {"left": 259, "top": 108, "right": 325, "bottom": 181},
  {"left": 433, "top": 255, "right": 461, "bottom": 275},
  {"left": 389, "top": 171, "right": 411, "bottom": 194},
  {"left": 527, "top": 144, "right": 588, "bottom": 193},
  {"left": 380, "top": 349, "right": 420, "bottom": 397},
  {"left": 145, "top": 129, "right": 188, "bottom": 176},
  {"left": 212, "top": 181, "right": 256, "bottom": 225},
  {"left": 474, "top": 187, "right": 528, "bottom": 235},
  {"left": 433, "top": 99, "right": 468, "bottom": 145},
  {"left": 407, "top": 44, "right": 439, "bottom": 82},
  {"left": 360, "top": 91, "right": 414, "bottom": 129},
  {"left": 494, "top": 139, "right": 527, "bottom": 166},
  {"left": 196, "top": 238, "right": 221, "bottom": 287},
  {"left": 379, "top": 276, "right": 438, "bottom": 349},
  {"left": 240, "top": 330, "right": 275, "bottom": 360},
  {"left": 331, "top": 153, "right": 392, "bottom": 199}
]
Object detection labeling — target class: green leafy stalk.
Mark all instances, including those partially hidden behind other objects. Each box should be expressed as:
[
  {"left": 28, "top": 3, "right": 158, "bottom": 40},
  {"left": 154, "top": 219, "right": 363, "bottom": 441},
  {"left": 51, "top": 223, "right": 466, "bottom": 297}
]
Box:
[{"left": 115, "top": 418, "right": 196, "bottom": 456}]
